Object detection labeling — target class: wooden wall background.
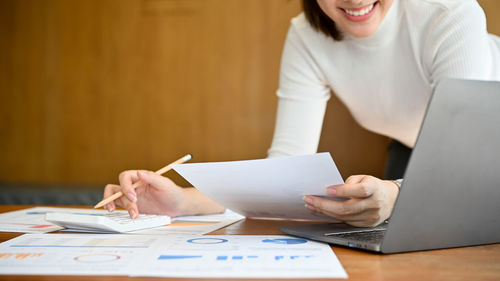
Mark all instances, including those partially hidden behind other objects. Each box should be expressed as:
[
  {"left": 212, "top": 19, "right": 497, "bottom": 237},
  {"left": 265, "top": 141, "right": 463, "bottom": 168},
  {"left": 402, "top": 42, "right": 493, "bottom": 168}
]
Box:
[{"left": 0, "top": 0, "right": 499, "bottom": 187}]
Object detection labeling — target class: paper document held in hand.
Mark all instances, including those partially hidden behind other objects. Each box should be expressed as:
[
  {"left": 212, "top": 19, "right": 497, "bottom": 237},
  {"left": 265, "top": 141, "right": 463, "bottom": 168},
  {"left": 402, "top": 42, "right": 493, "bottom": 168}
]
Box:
[{"left": 173, "top": 153, "right": 344, "bottom": 221}]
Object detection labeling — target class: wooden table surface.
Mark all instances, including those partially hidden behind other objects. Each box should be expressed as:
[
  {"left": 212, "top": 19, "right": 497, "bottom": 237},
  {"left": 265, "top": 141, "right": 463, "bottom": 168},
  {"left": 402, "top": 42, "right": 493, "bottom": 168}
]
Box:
[{"left": 0, "top": 205, "right": 499, "bottom": 281}]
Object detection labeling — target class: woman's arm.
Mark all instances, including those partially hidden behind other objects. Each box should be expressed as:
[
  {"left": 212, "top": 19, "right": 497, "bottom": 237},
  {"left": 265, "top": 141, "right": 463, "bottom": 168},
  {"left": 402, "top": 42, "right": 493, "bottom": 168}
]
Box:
[
  {"left": 268, "top": 22, "right": 331, "bottom": 157},
  {"left": 270, "top": 20, "right": 401, "bottom": 227},
  {"left": 424, "top": 1, "right": 499, "bottom": 84}
]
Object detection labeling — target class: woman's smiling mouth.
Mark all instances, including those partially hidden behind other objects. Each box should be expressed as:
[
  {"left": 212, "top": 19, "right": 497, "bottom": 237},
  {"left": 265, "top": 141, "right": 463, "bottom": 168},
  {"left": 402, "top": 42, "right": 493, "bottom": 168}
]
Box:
[{"left": 340, "top": 1, "right": 379, "bottom": 22}]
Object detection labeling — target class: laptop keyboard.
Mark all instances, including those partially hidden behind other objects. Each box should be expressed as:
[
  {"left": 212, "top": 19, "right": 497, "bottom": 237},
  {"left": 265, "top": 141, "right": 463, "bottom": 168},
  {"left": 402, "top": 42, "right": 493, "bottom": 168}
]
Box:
[{"left": 326, "top": 230, "right": 386, "bottom": 244}]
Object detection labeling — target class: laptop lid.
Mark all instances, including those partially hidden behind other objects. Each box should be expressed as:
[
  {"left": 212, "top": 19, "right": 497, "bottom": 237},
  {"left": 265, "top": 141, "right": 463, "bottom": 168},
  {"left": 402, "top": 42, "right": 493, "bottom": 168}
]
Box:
[
  {"left": 380, "top": 78, "right": 500, "bottom": 253},
  {"left": 281, "top": 79, "right": 500, "bottom": 253}
]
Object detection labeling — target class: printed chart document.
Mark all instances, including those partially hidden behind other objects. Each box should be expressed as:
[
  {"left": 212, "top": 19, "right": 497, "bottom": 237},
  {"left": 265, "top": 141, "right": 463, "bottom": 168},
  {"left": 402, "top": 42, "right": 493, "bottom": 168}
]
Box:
[
  {"left": 0, "top": 234, "right": 347, "bottom": 279},
  {"left": 0, "top": 207, "right": 244, "bottom": 235},
  {"left": 0, "top": 233, "right": 161, "bottom": 276},
  {"left": 0, "top": 207, "right": 108, "bottom": 233},
  {"left": 173, "top": 152, "right": 344, "bottom": 221}
]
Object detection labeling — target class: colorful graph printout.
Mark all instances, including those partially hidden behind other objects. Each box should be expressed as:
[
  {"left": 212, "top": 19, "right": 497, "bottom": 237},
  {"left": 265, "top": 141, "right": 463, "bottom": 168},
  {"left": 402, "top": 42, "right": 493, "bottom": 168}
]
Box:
[
  {"left": 0, "top": 234, "right": 161, "bottom": 276},
  {"left": 0, "top": 234, "right": 347, "bottom": 278},
  {"left": 0, "top": 207, "right": 113, "bottom": 233},
  {"left": 0, "top": 207, "right": 244, "bottom": 235},
  {"left": 131, "top": 235, "right": 347, "bottom": 278}
]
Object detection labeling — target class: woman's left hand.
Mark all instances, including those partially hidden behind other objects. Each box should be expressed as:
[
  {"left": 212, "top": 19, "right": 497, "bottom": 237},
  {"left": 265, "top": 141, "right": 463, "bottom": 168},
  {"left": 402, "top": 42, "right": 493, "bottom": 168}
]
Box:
[{"left": 303, "top": 175, "right": 400, "bottom": 227}]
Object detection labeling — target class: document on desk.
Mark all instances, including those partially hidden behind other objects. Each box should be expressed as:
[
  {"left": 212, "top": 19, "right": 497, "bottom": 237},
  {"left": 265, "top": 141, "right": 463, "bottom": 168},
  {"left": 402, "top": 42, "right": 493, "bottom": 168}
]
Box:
[
  {"left": 131, "top": 234, "right": 347, "bottom": 279},
  {"left": 0, "top": 234, "right": 347, "bottom": 278},
  {"left": 0, "top": 233, "right": 161, "bottom": 276},
  {"left": 133, "top": 209, "right": 245, "bottom": 235},
  {"left": 0, "top": 207, "right": 244, "bottom": 235},
  {"left": 172, "top": 152, "right": 344, "bottom": 221},
  {"left": 0, "top": 207, "right": 108, "bottom": 233}
]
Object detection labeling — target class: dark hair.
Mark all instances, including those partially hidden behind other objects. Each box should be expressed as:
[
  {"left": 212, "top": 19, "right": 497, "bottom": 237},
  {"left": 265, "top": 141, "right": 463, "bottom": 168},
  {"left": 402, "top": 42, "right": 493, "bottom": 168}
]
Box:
[{"left": 302, "top": 0, "right": 343, "bottom": 41}]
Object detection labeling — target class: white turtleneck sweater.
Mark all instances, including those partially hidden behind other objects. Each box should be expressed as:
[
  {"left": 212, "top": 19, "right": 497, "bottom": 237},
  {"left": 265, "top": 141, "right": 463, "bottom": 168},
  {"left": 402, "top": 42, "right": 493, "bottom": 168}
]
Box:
[{"left": 268, "top": 0, "right": 500, "bottom": 158}]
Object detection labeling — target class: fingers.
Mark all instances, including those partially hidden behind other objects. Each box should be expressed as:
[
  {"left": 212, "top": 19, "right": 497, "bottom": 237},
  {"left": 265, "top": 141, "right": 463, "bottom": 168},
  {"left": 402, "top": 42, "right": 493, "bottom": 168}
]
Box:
[
  {"left": 104, "top": 170, "right": 167, "bottom": 219},
  {"left": 304, "top": 196, "right": 368, "bottom": 217},
  {"left": 327, "top": 176, "right": 375, "bottom": 198},
  {"left": 103, "top": 183, "right": 138, "bottom": 218},
  {"left": 136, "top": 170, "right": 175, "bottom": 192},
  {"left": 103, "top": 184, "right": 121, "bottom": 212},
  {"left": 304, "top": 196, "right": 383, "bottom": 227},
  {"left": 118, "top": 170, "right": 141, "bottom": 219},
  {"left": 105, "top": 169, "right": 174, "bottom": 219},
  {"left": 303, "top": 175, "right": 399, "bottom": 227},
  {"left": 119, "top": 170, "right": 140, "bottom": 201},
  {"left": 345, "top": 175, "right": 368, "bottom": 184}
]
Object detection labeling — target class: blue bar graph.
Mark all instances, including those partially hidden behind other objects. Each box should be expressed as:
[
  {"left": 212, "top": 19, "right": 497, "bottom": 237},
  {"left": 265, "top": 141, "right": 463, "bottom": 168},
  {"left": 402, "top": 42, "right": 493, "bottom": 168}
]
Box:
[{"left": 157, "top": 255, "right": 202, "bottom": 260}]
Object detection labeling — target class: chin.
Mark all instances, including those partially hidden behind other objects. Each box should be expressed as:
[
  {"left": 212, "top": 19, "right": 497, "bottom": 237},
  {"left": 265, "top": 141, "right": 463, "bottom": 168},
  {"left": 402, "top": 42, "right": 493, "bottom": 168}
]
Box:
[{"left": 345, "top": 25, "right": 379, "bottom": 38}]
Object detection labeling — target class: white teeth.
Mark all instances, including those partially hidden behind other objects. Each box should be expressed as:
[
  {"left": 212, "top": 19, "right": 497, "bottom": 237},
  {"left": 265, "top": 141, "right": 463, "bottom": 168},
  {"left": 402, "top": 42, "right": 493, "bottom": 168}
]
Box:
[{"left": 344, "top": 3, "right": 375, "bottom": 17}]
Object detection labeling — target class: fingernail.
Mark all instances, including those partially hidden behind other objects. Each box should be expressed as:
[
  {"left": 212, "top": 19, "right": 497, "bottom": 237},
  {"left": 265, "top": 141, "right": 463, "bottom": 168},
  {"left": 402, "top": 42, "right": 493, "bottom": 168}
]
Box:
[
  {"left": 138, "top": 171, "right": 148, "bottom": 181},
  {"left": 129, "top": 209, "right": 137, "bottom": 219},
  {"left": 305, "top": 204, "right": 316, "bottom": 212},
  {"left": 303, "top": 196, "right": 313, "bottom": 205},
  {"left": 326, "top": 187, "right": 337, "bottom": 196},
  {"left": 127, "top": 192, "right": 137, "bottom": 203}
]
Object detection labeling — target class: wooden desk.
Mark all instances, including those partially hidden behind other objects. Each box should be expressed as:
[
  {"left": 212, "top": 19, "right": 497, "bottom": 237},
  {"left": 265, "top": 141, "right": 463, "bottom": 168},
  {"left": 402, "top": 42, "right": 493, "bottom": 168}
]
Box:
[{"left": 0, "top": 205, "right": 499, "bottom": 281}]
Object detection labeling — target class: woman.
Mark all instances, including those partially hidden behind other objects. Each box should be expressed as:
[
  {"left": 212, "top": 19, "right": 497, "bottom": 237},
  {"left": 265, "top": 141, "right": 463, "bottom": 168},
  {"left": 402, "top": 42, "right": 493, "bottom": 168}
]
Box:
[{"left": 103, "top": 0, "right": 500, "bottom": 227}]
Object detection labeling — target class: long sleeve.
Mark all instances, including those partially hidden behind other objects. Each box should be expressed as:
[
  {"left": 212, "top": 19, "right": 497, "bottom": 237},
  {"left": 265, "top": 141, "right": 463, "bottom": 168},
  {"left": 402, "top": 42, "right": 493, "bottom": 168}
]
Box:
[
  {"left": 423, "top": 0, "right": 500, "bottom": 85},
  {"left": 267, "top": 25, "right": 331, "bottom": 157}
]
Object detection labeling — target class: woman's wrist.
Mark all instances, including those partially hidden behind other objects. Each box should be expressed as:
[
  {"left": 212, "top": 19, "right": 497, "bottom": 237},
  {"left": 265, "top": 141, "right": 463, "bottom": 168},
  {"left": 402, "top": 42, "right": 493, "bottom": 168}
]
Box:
[{"left": 181, "top": 187, "right": 225, "bottom": 216}]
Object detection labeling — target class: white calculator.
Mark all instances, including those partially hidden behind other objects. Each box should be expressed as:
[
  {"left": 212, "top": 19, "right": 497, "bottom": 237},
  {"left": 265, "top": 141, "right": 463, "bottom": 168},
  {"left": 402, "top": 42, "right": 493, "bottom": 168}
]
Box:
[{"left": 45, "top": 211, "right": 170, "bottom": 233}]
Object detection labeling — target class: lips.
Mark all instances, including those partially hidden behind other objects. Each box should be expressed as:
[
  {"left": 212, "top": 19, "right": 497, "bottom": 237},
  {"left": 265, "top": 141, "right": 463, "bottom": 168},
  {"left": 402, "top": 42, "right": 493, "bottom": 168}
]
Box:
[
  {"left": 344, "top": 3, "right": 375, "bottom": 16},
  {"left": 340, "top": 1, "right": 379, "bottom": 22}
]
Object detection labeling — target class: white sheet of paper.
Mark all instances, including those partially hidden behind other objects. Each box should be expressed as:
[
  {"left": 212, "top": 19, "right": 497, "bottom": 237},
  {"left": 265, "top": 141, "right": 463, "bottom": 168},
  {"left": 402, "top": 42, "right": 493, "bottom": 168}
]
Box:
[
  {"left": 0, "top": 234, "right": 347, "bottom": 279},
  {"left": 0, "top": 207, "right": 244, "bottom": 235},
  {"left": 131, "top": 209, "right": 245, "bottom": 235},
  {"left": 0, "top": 233, "right": 161, "bottom": 275},
  {"left": 172, "top": 152, "right": 344, "bottom": 221},
  {"left": 131, "top": 235, "right": 347, "bottom": 279},
  {"left": 0, "top": 207, "right": 108, "bottom": 233}
]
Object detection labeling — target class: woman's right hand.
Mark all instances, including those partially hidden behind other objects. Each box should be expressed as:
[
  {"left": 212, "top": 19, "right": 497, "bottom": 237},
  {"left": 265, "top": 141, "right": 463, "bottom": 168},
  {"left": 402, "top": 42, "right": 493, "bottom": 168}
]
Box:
[
  {"left": 103, "top": 170, "right": 189, "bottom": 219},
  {"left": 103, "top": 170, "right": 225, "bottom": 219}
]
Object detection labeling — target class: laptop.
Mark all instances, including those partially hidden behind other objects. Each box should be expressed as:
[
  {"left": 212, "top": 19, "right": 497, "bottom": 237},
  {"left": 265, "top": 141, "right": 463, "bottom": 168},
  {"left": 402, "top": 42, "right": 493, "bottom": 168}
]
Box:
[{"left": 280, "top": 79, "right": 500, "bottom": 253}]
